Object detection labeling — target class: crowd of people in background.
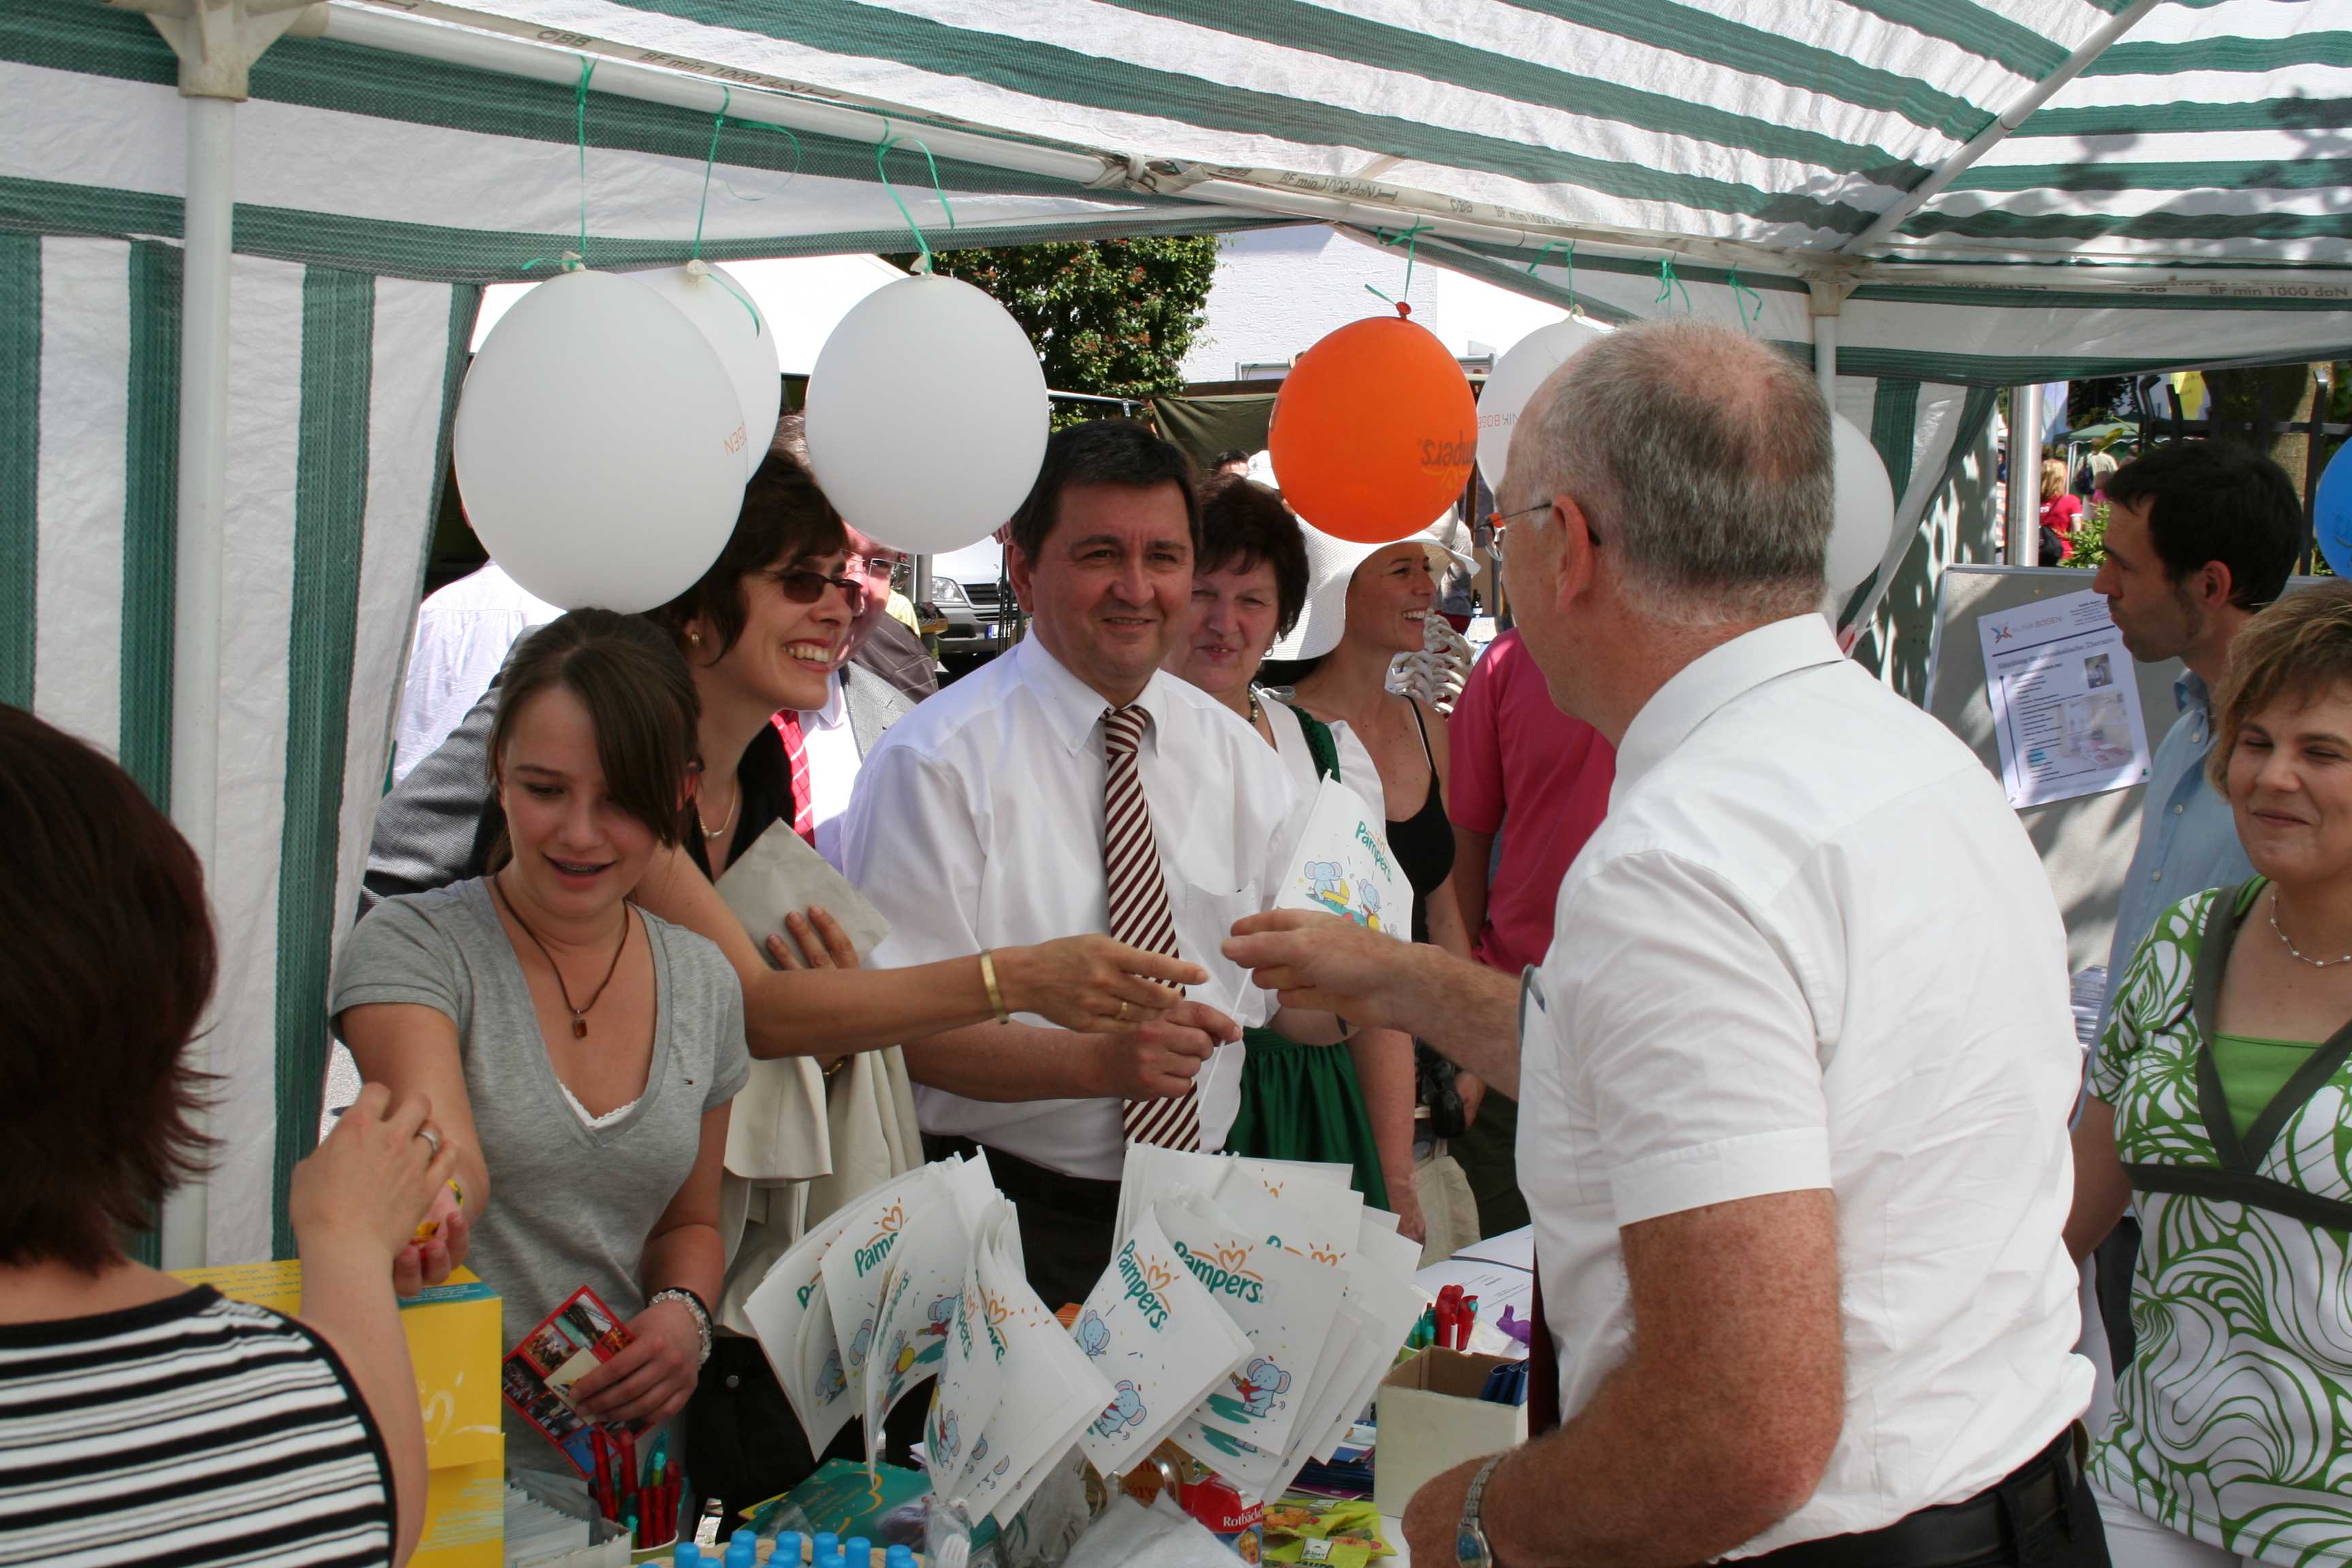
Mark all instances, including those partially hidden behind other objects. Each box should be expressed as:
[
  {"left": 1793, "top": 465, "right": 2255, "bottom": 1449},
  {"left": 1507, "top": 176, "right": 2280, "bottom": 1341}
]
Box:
[{"left": 5, "top": 318, "right": 2345, "bottom": 1568}]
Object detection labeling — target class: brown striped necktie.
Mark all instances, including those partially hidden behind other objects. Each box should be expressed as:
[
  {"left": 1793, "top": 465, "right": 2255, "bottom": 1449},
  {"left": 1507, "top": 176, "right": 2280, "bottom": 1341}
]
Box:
[{"left": 1102, "top": 703, "right": 1199, "bottom": 1151}]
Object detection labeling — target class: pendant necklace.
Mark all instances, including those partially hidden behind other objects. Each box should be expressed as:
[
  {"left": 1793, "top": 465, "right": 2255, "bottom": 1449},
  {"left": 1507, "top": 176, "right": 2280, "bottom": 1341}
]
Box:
[
  {"left": 698, "top": 781, "right": 740, "bottom": 842},
  {"left": 493, "top": 872, "right": 629, "bottom": 1037},
  {"left": 2268, "top": 885, "right": 2352, "bottom": 968}
]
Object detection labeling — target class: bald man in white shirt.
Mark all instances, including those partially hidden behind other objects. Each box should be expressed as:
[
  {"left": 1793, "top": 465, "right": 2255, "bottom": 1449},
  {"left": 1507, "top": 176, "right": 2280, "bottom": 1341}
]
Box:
[
  {"left": 840, "top": 421, "right": 1341, "bottom": 1307},
  {"left": 1228, "top": 321, "right": 2100, "bottom": 1568}
]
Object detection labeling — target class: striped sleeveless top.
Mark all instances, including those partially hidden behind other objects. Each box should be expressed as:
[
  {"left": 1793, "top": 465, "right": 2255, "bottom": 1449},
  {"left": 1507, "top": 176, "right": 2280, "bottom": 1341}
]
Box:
[{"left": 0, "top": 1286, "right": 393, "bottom": 1567}]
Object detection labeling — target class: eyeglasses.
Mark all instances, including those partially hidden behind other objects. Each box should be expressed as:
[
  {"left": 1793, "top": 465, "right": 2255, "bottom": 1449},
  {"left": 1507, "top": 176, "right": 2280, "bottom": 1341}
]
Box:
[
  {"left": 845, "top": 553, "right": 900, "bottom": 583},
  {"left": 770, "top": 566, "right": 868, "bottom": 610},
  {"left": 1482, "top": 502, "right": 1600, "bottom": 559},
  {"left": 1483, "top": 503, "right": 1553, "bottom": 561}
]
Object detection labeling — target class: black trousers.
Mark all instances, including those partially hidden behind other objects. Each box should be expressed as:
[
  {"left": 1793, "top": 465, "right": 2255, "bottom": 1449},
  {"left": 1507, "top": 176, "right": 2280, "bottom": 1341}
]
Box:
[
  {"left": 924, "top": 1134, "right": 1118, "bottom": 1313},
  {"left": 1742, "top": 1427, "right": 2108, "bottom": 1568}
]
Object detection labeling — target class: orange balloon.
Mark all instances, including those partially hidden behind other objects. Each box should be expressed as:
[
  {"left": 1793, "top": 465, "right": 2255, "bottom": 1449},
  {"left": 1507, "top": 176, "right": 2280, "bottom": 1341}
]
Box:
[{"left": 1268, "top": 312, "right": 1478, "bottom": 543}]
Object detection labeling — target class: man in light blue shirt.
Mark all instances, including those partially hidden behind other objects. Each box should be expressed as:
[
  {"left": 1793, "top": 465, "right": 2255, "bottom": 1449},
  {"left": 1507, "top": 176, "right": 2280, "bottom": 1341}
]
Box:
[
  {"left": 2091, "top": 446, "right": 2302, "bottom": 1030},
  {"left": 2084, "top": 442, "right": 2301, "bottom": 1368}
]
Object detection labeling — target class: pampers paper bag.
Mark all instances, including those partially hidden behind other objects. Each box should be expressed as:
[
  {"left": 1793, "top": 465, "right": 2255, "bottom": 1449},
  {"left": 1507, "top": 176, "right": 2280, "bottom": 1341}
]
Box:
[
  {"left": 1160, "top": 1190, "right": 1347, "bottom": 1495},
  {"left": 1070, "top": 1209, "right": 1252, "bottom": 1477},
  {"left": 1273, "top": 777, "right": 1412, "bottom": 941}
]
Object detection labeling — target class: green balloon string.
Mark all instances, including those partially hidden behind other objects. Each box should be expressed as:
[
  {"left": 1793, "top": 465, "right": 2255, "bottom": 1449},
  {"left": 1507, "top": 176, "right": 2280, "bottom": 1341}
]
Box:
[
  {"left": 1655, "top": 255, "right": 1690, "bottom": 316},
  {"left": 573, "top": 54, "right": 596, "bottom": 268},
  {"left": 1728, "top": 267, "right": 1764, "bottom": 335},
  {"left": 719, "top": 120, "right": 805, "bottom": 203},
  {"left": 691, "top": 86, "right": 731, "bottom": 263},
  {"left": 1364, "top": 220, "right": 1433, "bottom": 312},
  {"left": 1526, "top": 238, "right": 1575, "bottom": 314},
  {"left": 521, "top": 55, "right": 599, "bottom": 276},
  {"left": 875, "top": 120, "right": 958, "bottom": 274}
]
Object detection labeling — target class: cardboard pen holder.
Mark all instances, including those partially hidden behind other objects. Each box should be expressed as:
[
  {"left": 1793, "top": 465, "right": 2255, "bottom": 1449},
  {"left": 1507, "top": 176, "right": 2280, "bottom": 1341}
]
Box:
[{"left": 1371, "top": 1348, "right": 1529, "bottom": 1518}]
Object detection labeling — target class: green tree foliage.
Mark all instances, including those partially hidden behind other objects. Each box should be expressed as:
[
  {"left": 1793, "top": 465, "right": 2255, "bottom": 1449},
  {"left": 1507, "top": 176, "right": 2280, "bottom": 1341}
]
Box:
[{"left": 909, "top": 238, "right": 1220, "bottom": 424}]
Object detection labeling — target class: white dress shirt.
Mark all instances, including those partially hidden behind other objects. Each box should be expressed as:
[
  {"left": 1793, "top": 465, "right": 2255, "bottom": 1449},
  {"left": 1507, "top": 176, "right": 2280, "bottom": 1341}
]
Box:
[
  {"left": 800, "top": 670, "right": 862, "bottom": 872},
  {"left": 391, "top": 564, "right": 559, "bottom": 781},
  {"left": 840, "top": 636, "right": 1303, "bottom": 1181},
  {"left": 1518, "top": 615, "right": 2091, "bottom": 1555}
]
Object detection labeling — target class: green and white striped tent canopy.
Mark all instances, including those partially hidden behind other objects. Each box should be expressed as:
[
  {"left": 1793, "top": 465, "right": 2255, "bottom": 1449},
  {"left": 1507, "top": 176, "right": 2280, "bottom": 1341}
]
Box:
[{"left": 5, "top": 0, "right": 2350, "bottom": 1265}]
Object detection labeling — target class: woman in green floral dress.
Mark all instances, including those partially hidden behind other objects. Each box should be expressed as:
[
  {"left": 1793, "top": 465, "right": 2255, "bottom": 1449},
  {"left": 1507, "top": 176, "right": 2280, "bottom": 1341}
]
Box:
[{"left": 2069, "top": 583, "right": 2352, "bottom": 1568}]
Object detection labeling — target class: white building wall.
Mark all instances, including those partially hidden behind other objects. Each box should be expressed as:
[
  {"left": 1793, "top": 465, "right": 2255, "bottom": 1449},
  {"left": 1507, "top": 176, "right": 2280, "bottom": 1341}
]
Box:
[{"left": 1181, "top": 227, "right": 1565, "bottom": 385}]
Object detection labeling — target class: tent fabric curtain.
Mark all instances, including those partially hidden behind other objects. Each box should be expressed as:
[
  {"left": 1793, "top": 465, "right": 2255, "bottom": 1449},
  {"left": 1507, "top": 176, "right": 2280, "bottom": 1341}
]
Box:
[
  {"left": 372, "top": 0, "right": 2351, "bottom": 265},
  {"left": 1153, "top": 393, "right": 1277, "bottom": 469},
  {"left": 1, "top": 229, "right": 476, "bottom": 1264}
]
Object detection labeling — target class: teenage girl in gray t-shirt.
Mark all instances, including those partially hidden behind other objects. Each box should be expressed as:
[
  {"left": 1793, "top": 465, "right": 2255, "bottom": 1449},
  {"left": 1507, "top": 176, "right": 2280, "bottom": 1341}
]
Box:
[{"left": 332, "top": 611, "right": 749, "bottom": 1480}]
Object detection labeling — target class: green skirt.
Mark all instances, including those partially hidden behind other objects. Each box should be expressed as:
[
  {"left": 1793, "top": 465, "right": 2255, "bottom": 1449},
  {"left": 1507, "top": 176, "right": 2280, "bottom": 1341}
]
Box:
[{"left": 1225, "top": 1028, "right": 1390, "bottom": 1211}]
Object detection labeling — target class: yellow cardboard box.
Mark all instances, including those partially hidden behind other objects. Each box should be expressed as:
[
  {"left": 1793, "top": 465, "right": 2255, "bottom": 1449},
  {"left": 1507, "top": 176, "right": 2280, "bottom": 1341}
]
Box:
[
  {"left": 172, "top": 1260, "right": 505, "bottom": 1469},
  {"left": 415, "top": 1447, "right": 505, "bottom": 1568}
]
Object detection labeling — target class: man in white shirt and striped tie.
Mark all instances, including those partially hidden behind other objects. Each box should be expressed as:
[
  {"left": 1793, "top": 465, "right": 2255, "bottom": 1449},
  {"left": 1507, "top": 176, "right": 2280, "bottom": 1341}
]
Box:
[{"left": 839, "top": 421, "right": 1344, "bottom": 1306}]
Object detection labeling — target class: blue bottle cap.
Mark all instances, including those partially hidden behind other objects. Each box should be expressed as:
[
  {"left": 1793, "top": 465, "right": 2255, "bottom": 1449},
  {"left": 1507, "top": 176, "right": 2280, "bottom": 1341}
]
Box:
[
  {"left": 732, "top": 1531, "right": 757, "bottom": 1554},
  {"left": 812, "top": 1535, "right": 837, "bottom": 1559},
  {"left": 884, "top": 1548, "right": 916, "bottom": 1568},
  {"left": 841, "top": 1539, "right": 871, "bottom": 1568},
  {"left": 673, "top": 1547, "right": 699, "bottom": 1568},
  {"left": 771, "top": 1531, "right": 802, "bottom": 1565}
]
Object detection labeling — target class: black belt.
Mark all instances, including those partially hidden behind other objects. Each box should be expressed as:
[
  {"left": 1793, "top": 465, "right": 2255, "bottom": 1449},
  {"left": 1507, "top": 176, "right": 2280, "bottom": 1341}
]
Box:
[
  {"left": 1741, "top": 1424, "right": 2086, "bottom": 1568},
  {"left": 922, "top": 1134, "right": 1122, "bottom": 1223}
]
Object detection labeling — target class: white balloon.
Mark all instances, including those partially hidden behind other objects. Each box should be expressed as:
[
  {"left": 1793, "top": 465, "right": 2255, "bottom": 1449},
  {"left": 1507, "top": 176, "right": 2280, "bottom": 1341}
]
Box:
[
  {"left": 632, "top": 261, "right": 781, "bottom": 479},
  {"left": 1825, "top": 414, "right": 1897, "bottom": 595},
  {"left": 453, "top": 270, "right": 745, "bottom": 612},
  {"left": 804, "top": 274, "right": 1049, "bottom": 555},
  {"left": 1475, "top": 314, "right": 1611, "bottom": 492}
]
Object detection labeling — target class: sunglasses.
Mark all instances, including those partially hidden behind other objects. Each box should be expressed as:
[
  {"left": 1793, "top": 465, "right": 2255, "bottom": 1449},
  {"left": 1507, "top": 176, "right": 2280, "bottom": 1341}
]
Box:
[{"left": 769, "top": 566, "right": 869, "bottom": 609}]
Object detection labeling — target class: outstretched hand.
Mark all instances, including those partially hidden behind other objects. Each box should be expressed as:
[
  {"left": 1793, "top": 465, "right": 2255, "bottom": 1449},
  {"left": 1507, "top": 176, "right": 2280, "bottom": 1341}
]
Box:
[{"left": 1224, "top": 909, "right": 1402, "bottom": 1026}]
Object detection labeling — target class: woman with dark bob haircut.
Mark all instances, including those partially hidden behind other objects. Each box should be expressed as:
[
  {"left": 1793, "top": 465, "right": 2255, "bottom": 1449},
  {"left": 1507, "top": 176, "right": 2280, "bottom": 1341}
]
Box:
[
  {"left": 2068, "top": 582, "right": 2352, "bottom": 1567},
  {"left": 1159, "top": 473, "right": 1421, "bottom": 1237},
  {"left": 0, "top": 706, "right": 453, "bottom": 1566},
  {"left": 336, "top": 609, "right": 753, "bottom": 1480}
]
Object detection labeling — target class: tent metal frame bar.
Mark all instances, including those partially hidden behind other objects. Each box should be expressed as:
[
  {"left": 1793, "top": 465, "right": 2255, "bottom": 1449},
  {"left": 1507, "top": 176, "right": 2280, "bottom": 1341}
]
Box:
[{"left": 1840, "top": 0, "right": 2166, "bottom": 258}]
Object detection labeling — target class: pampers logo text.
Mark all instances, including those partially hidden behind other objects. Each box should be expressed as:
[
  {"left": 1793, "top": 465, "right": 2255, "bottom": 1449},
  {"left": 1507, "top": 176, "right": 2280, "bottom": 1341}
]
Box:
[
  {"left": 1116, "top": 1242, "right": 1174, "bottom": 1330},
  {"left": 853, "top": 1203, "right": 906, "bottom": 1277},
  {"left": 1354, "top": 821, "right": 1394, "bottom": 880},
  {"left": 1173, "top": 1240, "right": 1266, "bottom": 1304}
]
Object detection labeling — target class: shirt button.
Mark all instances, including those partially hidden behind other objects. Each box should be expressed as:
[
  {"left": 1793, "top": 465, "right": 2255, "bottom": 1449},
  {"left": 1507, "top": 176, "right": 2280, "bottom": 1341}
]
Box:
[
  {"left": 2152, "top": 870, "right": 2163, "bottom": 882},
  {"left": 2172, "top": 804, "right": 2184, "bottom": 815}
]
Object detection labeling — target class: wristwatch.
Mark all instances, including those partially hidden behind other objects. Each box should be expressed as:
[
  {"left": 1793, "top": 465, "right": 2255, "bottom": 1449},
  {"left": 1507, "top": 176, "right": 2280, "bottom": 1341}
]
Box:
[
  {"left": 1456, "top": 1453, "right": 1508, "bottom": 1567},
  {"left": 649, "top": 1288, "right": 715, "bottom": 1367}
]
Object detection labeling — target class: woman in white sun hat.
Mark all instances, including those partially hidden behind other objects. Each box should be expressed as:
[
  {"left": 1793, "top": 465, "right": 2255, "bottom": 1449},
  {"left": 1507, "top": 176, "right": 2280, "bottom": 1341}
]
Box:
[{"left": 1273, "top": 515, "right": 1477, "bottom": 958}]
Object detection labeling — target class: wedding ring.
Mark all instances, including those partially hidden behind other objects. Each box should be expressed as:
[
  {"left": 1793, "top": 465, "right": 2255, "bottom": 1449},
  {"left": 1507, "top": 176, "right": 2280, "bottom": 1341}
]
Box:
[
  {"left": 416, "top": 1124, "right": 442, "bottom": 1159},
  {"left": 1117, "top": 999, "right": 1131, "bottom": 1023}
]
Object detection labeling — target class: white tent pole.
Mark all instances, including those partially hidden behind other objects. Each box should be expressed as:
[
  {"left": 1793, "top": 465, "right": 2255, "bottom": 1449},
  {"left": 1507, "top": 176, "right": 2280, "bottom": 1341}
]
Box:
[
  {"left": 2008, "top": 384, "right": 2044, "bottom": 568},
  {"left": 1841, "top": 0, "right": 2166, "bottom": 258},
  {"left": 124, "top": 0, "right": 321, "bottom": 1271}
]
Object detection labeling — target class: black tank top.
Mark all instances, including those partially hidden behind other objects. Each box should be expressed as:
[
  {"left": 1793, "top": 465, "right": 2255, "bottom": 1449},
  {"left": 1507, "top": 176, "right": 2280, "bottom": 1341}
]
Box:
[{"left": 1385, "top": 702, "right": 1455, "bottom": 945}]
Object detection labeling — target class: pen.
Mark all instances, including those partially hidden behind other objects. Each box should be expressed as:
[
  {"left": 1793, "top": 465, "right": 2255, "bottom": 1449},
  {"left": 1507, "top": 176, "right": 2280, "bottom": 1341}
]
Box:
[{"left": 1459, "top": 1294, "right": 1480, "bottom": 1350}]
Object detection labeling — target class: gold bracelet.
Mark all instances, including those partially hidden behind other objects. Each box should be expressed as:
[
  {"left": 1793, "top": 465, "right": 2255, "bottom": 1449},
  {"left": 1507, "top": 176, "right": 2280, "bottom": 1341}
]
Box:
[{"left": 979, "top": 949, "right": 1011, "bottom": 1024}]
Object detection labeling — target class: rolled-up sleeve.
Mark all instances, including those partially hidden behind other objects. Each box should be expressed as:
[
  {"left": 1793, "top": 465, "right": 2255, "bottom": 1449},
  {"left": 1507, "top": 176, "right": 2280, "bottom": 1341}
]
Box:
[{"left": 1557, "top": 852, "right": 1831, "bottom": 1227}]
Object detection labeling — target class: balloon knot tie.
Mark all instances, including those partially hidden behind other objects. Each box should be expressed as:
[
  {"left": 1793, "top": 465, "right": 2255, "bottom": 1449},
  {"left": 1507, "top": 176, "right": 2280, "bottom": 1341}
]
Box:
[
  {"left": 685, "top": 257, "right": 710, "bottom": 279},
  {"left": 1394, "top": 300, "right": 1412, "bottom": 318}
]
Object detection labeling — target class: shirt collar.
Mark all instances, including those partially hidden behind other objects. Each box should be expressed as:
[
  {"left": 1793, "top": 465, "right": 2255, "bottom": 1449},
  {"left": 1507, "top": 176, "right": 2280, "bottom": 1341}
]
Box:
[
  {"left": 2174, "top": 668, "right": 2209, "bottom": 716},
  {"left": 1613, "top": 615, "right": 1845, "bottom": 801},
  {"left": 1015, "top": 634, "right": 1176, "bottom": 754},
  {"left": 805, "top": 668, "right": 849, "bottom": 730}
]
